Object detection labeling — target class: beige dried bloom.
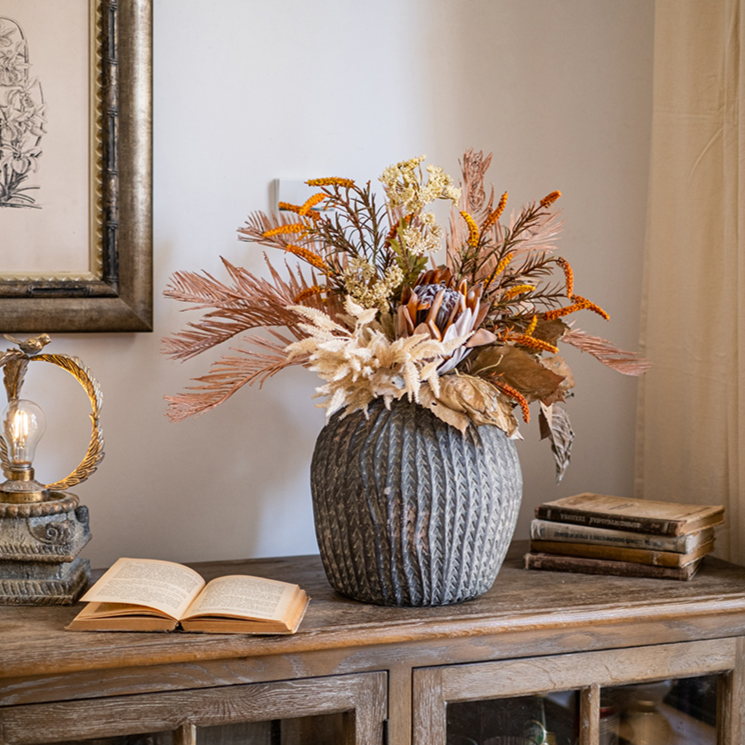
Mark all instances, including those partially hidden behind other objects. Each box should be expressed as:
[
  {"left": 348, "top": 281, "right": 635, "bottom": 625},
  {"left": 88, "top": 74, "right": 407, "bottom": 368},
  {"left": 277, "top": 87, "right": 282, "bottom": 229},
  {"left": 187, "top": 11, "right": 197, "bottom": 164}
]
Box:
[
  {"left": 380, "top": 155, "right": 461, "bottom": 214},
  {"left": 342, "top": 258, "right": 404, "bottom": 310},
  {"left": 379, "top": 155, "right": 425, "bottom": 211},
  {"left": 402, "top": 212, "right": 443, "bottom": 256},
  {"left": 285, "top": 298, "right": 469, "bottom": 419},
  {"left": 422, "top": 164, "right": 461, "bottom": 204}
]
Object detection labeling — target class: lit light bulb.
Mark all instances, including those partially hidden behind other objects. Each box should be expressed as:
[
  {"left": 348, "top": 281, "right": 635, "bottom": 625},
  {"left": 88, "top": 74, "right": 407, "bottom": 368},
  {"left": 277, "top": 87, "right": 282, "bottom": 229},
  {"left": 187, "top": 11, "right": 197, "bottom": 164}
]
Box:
[
  {"left": 0, "top": 399, "right": 47, "bottom": 502},
  {"left": 3, "top": 399, "right": 45, "bottom": 467}
]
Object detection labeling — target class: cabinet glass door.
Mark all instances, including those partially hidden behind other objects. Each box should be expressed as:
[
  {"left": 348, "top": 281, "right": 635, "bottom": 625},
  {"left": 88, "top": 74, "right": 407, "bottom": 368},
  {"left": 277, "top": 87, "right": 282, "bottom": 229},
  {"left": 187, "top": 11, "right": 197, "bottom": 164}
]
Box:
[
  {"left": 13, "top": 673, "right": 385, "bottom": 745},
  {"left": 414, "top": 638, "right": 737, "bottom": 745},
  {"left": 27, "top": 737, "right": 174, "bottom": 745},
  {"left": 447, "top": 692, "right": 579, "bottom": 744},
  {"left": 199, "top": 713, "right": 348, "bottom": 744},
  {"left": 603, "top": 675, "right": 718, "bottom": 745}
]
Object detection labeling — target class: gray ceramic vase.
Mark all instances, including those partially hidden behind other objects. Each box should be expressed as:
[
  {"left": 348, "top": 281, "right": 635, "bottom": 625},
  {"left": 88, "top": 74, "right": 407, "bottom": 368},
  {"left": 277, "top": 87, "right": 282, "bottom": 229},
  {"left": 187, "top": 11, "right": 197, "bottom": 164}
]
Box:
[{"left": 310, "top": 397, "right": 523, "bottom": 606}]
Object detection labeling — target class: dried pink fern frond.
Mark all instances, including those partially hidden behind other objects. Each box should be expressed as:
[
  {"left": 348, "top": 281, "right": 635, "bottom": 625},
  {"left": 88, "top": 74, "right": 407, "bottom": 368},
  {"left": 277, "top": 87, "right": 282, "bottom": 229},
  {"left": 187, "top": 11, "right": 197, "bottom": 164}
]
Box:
[
  {"left": 459, "top": 149, "right": 495, "bottom": 216},
  {"left": 164, "top": 269, "right": 248, "bottom": 310},
  {"left": 446, "top": 150, "right": 495, "bottom": 258},
  {"left": 238, "top": 210, "right": 315, "bottom": 251},
  {"left": 561, "top": 328, "right": 651, "bottom": 375},
  {"left": 162, "top": 315, "right": 259, "bottom": 363},
  {"left": 162, "top": 257, "right": 338, "bottom": 362},
  {"left": 502, "top": 208, "right": 565, "bottom": 259},
  {"left": 164, "top": 331, "right": 307, "bottom": 422},
  {"left": 162, "top": 254, "right": 347, "bottom": 420}
]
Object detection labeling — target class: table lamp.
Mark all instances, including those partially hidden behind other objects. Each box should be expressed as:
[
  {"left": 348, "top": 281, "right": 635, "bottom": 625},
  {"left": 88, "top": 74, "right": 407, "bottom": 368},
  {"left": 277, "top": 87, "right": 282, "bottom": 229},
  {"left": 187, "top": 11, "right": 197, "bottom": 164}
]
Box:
[{"left": 0, "top": 334, "right": 104, "bottom": 605}]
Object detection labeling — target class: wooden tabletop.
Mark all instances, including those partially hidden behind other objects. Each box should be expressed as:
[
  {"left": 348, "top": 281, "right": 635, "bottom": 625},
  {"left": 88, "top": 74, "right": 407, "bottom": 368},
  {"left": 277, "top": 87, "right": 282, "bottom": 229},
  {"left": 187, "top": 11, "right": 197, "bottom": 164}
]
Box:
[{"left": 1, "top": 541, "right": 745, "bottom": 681}]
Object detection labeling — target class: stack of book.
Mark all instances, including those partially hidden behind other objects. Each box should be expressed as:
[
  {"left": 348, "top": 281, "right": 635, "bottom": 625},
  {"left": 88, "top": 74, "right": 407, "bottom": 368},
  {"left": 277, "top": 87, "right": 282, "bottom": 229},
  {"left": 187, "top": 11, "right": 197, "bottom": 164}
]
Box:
[{"left": 525, "top": 493, "right": 725, "bottom": 581}]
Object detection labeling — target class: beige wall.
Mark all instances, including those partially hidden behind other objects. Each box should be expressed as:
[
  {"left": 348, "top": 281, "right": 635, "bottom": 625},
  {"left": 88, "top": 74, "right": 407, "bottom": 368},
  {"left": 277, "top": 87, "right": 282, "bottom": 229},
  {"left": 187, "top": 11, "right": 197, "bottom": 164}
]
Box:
[{"left": 28, "top": 0, "right": 654, "bottom": 568}]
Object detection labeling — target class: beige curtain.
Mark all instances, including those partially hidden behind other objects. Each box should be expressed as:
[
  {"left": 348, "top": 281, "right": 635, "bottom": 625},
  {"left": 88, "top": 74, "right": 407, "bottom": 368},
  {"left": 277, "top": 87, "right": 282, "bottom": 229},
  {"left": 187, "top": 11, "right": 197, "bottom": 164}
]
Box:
[{"left": 636, "top": 0, "right": 745, "bottom": 562}]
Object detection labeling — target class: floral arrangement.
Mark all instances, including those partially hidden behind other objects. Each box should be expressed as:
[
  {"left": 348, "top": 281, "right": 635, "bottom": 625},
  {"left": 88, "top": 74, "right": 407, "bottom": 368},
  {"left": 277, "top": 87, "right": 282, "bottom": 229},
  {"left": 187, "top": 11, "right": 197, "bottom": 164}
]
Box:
[
  {"left": 0, "top": 18, "right": 46, "bottom": 208},
  {"left": 163, "top": 150, "right": 648, "bottom": 480}
]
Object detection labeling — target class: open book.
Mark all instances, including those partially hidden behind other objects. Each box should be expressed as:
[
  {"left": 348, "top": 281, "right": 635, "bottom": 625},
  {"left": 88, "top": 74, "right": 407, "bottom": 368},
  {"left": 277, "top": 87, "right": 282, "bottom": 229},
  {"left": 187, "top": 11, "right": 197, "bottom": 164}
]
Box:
[{"left": 66, "top": 558, "right": 309, "bottom": 634}]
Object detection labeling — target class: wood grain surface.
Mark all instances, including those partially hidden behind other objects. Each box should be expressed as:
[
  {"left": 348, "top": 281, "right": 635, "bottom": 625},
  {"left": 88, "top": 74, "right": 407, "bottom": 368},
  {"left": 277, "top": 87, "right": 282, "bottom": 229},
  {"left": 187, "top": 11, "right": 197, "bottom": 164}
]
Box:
[
  {"left": 0, "top": 672, "right": 386, "bottom": 745},
  {"left": 2, "top": 543, "right": 745, "bottom": 683},
  {"left": 1, "top": 542, "right": 745, "bottom": 745}
]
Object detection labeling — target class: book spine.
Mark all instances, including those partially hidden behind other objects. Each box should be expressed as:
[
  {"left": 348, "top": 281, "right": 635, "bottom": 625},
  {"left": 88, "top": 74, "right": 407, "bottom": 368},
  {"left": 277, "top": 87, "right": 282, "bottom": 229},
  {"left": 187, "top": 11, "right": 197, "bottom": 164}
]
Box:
[
  {"left": 528, "top": 540, "right": 705, "bottom": 568},
  {"left": 535, "top": 506, "right": 678, "bottom": 536},
  {"left": 524, "top": 551, "right": 700, "bottom": 580},
  {"left": 530, "top": 520, "right": 698, "bottom": 552}
]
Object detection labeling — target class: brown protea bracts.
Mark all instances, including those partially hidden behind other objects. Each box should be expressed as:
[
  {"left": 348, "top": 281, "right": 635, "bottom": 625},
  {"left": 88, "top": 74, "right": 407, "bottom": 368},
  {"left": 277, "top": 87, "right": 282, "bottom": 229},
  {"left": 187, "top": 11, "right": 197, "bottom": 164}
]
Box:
[{"left": 396, "top": 269, "right": 496, "bottom": 373}]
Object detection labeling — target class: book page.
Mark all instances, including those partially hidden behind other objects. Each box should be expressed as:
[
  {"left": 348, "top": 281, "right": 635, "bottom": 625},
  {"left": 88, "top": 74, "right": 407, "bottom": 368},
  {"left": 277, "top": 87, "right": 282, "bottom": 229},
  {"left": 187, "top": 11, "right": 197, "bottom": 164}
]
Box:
[
  {"left": 80, "top": 558, "right": 205, "bottom": 620},
  {"left": 182, "top": 575, "right": 297, "bottom": 622}
]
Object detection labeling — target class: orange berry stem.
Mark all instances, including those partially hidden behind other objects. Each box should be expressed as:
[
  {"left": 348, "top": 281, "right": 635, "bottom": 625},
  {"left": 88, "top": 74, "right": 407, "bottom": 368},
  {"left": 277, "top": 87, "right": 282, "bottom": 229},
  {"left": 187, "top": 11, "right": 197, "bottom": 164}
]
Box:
[
  {"left": 494, "top": 381, "right": 531, "bottom": 423},
  {"left": 461, "top": 211, "right": 480, "bottom": 247},
  {"left": 482, "top": 191, "right": 508, "bottom": 232}
]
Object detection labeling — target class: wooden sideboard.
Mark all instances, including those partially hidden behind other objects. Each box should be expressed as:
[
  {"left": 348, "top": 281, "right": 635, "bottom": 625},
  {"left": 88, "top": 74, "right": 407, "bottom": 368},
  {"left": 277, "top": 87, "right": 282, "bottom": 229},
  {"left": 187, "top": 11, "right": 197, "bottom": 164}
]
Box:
[{"left": 1, "top": 541, "right": 744, "bottom": 745}]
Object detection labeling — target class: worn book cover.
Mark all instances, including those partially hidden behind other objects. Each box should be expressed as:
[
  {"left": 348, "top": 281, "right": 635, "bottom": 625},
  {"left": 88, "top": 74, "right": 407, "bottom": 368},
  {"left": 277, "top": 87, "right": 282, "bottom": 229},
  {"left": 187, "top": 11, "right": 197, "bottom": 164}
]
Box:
[
  {"left": 529, "top": 539, "right": 714, "bottom": 568},
  {"left": 524, "top": 551, "right": 703, "bottom": 581},
  {"left": 66, "top": 558, "right": 309, "bottom": 634},
  {"left": 530, "top": 519, "right": 714, "bottom": 553},
  {"left": 535, "top": 493, "right": 724, "bottom": 536}
]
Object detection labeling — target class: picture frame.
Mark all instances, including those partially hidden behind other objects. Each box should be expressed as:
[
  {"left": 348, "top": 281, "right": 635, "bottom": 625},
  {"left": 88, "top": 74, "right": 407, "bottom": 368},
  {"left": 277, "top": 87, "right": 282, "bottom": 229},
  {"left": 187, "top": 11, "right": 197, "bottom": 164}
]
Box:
[{"left": 0, "top": 0, "right": 152, "bottom": 333}]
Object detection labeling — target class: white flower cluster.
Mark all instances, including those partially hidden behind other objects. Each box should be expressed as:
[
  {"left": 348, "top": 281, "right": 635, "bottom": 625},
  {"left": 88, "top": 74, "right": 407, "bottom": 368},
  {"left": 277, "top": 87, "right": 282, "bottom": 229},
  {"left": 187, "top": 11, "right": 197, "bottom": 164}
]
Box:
[
  {"left": 403, "top": 212, "right": 443, "bottom": 256},
  {"left": 379, "top": 155, "right": 461, "bottom": 214},
  {"left": 379, "top": 155, "right": 460, "bottom": 256},
  {"left": 342, "top": 259, "right": 405, "bottom": 311}
]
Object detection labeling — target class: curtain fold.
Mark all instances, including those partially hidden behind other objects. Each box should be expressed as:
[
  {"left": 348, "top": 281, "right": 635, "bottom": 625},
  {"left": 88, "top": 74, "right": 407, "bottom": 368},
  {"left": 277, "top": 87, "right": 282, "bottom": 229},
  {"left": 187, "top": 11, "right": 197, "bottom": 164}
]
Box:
[{"left": 636, "top": 0, "right": 745, "bottom": 563}]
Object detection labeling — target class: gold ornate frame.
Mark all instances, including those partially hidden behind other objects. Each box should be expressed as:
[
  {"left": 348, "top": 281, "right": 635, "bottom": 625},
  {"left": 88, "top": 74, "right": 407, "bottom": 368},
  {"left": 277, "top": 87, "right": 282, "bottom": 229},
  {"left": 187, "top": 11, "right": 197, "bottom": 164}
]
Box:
[{"left": 0, "top": 0, "right": 152, "bottom": 333}]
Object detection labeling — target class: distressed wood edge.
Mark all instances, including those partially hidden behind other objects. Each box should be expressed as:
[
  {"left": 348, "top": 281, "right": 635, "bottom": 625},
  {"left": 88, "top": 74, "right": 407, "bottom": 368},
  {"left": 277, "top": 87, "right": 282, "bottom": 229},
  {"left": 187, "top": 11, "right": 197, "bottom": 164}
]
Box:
[
  {"left": 0, "top": 671, "right": 386, "bottom": 745},
  {"left": 173, "top": 723, "right": 197, "bottom": 745},
  {"left": 386, "top": 663, "right": 414, "bottom": 745},
  {"left": 435, "top": 637, "right": 738, "bottom": 701},
  {"left": 3, "top": 602, "right": 745, "bottom": 685},
  {"left": 719, "top": 636, "right": 745, "bottom": 744},
  {"left": 412, "top": 667, "right": 446, "bottom": 745},
  {"left": 354, "top": 671, "right": 387, "bottom": 745},
  {"left": 579, "top": 684, "right": 599, "bottom": 745}
]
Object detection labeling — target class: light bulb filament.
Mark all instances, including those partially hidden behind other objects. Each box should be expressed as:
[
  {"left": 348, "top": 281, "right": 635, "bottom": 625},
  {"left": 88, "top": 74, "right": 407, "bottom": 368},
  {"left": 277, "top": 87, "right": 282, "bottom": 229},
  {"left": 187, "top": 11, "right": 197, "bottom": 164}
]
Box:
[
  {"left": 3, "top": 399, "right": 45, "bottom": 469},
  {"left": 11, "top": 410, "right": 29, "bottom": 450}
]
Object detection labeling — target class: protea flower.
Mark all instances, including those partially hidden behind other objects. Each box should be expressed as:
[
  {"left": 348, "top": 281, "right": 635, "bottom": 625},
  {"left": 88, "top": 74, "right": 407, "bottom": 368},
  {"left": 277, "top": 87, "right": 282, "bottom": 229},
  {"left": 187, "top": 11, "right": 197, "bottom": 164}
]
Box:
[{"left": 396, "top": 268, "right": 496, "bottom": 373}]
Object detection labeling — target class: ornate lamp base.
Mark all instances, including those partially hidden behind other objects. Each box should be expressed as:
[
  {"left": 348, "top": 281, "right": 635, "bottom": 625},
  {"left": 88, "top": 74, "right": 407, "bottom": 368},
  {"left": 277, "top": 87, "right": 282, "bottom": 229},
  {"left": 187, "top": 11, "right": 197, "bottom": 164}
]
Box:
[{"left": 0, "top": 492, "right": 91, "bottom": 606}]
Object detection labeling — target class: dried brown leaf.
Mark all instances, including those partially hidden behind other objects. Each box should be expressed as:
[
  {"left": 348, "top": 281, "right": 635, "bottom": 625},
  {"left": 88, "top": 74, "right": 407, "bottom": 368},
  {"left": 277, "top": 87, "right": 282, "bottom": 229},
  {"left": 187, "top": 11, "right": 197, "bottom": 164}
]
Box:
[
  {"left": 420, "top": 375, "right": 519, "bottom": 436},
  {"left": 470, "top": 345, "right": 566, "bottom": 402},
  {"left": 532, "top": 318, "right": 569, "bottom": 347},
  {"left": 419, "top": 384, "right": 471, "bottom": 434},
  {"left": 539, "top": 403, "right": 575, "bottom": 483},
  {"left": 539, "top": 355, "right": 575, "bottom": 405}
]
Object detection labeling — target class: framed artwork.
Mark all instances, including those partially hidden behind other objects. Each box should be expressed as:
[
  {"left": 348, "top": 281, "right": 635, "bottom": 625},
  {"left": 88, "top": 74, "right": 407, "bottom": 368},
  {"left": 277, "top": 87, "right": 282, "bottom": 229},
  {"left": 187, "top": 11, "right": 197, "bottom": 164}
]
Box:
[{"left": 0, "top": 0, "right": 152, "bottom": 332}]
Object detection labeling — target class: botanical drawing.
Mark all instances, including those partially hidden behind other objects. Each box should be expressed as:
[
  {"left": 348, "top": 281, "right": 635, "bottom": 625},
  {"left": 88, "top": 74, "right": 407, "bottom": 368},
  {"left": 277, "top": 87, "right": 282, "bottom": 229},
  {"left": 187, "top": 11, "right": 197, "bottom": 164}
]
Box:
[{"left": 0, "top": 17, "right": 46, "bottom": 209}]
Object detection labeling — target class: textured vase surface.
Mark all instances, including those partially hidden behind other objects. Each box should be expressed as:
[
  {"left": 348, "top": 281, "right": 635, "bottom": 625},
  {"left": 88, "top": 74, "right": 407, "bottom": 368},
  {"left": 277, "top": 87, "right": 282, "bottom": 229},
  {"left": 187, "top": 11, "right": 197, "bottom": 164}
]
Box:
[{"left": 310, "top": 398, "right": 523, "bottom": 606}]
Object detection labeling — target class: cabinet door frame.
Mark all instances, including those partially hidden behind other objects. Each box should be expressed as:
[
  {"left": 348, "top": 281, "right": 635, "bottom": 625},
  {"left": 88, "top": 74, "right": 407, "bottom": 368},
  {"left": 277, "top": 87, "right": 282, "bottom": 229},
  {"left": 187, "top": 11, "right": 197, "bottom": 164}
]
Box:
[
  {"left": 0, "top": 671, "right": 387, "bottom": 745},
  {"left": 413, "top": 637, "right": 742, "bottom": 744}
]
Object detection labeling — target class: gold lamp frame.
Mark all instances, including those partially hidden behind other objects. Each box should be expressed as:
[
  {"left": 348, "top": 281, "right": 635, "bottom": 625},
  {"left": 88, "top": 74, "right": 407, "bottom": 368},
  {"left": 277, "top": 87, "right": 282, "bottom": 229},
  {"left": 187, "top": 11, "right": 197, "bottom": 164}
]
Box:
[
  {"left": 0, "top": 337, "right": 104, "bottom": 501},
  {"left": 0, "top": 335, "right": 103, "bottom": 604}
]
